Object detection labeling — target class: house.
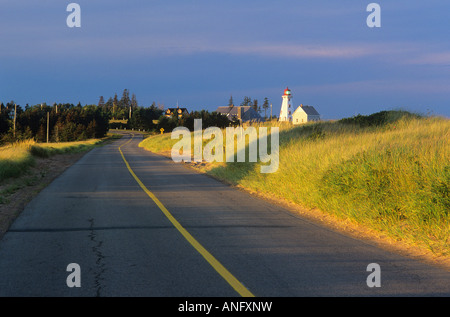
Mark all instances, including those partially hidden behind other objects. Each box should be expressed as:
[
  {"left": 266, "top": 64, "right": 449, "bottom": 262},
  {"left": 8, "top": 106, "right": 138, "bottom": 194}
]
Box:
[
  {"left": 215, "top": 106, "right": 262, "bottom": 123},
  {"left": 292, "top": 104, "right": 320, "bottom": 125},
  {"left": 165, "top": 106, "right": 189, "bottom": 119}
]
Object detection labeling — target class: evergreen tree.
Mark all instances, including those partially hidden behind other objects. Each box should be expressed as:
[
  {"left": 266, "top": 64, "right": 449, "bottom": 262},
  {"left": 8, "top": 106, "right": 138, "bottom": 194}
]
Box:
[
  {"left": 262, "top": 97, "right": 270, "bottom": 119},
  {"left": 1, "top": 100, "right": 109, "bottom": 143},
  {"left": 36, "top": 124, "right": 46, "bottom": 142},
  {"left": 241, "top": 96, "right": 252, "bottom": 107},
  {"left": 112, "top": 93, "right": 118, "bottom": 119},
  {"left": 105, "top": 97, "right": 113, "bottom": 117},
  {"left": 120, "top": 89, "right": 130, "bottom": 109},
  {"left": 98, "top": 96, "right": 105, "bottom": 108},
  {"left": 252, "top": 99, "right": 259, "bottom": 112},
  {"left": 228, "top": 95, "right": 234, "bottom": 107},
  {"left": 130, "top": 93, "right": 138, "bottom": 119},
  {"left": 0, "top": 104, "right": 10, "bottom": 136},
  {"left": 131, "top": 93, "right": 138, "bottom": 109}
]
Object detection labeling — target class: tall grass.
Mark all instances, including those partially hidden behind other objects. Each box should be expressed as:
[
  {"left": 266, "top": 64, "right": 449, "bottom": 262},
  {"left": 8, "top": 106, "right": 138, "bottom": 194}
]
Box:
[
  {"left": 0, "top": 138, "right": 105, "bottom": 182},
  {"left": 140, "top": 114, "right": 450, "bottom": 256},
  {"left": 0, "top": 140, "right": 36, "bottom": 182},
  {"left": 139, "top": 133, "right": 176, "bottom": 154},
  {"left": 139, "top": 120, "right": 289, "bottom": 159}
]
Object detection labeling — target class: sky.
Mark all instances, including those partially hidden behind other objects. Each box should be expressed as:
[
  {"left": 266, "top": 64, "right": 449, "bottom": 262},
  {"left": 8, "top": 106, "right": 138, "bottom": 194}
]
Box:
[{"left": 1, "top": 0, "right": 449, "bottom": 120}]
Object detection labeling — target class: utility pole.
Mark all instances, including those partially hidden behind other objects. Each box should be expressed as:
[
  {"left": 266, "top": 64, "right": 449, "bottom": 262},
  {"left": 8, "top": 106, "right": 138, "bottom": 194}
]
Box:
[
  {"left": 47, "top": 112, "right": 49, "bottom": 143},
  {"left": 13, "top": 103, "right": 17, "bottom": 139},
  {"left": 270, "top": 103, "right": 272, "bottom": 120}
]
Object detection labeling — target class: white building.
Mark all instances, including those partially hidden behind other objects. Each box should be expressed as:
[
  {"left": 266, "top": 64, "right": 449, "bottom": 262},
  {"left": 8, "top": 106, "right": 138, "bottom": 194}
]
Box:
[
  {"left": 278, "top": 87, "right": 292, "bottom": 122},
  {"left": 292, "top": 104, "right": 320, "bottom": 125}
]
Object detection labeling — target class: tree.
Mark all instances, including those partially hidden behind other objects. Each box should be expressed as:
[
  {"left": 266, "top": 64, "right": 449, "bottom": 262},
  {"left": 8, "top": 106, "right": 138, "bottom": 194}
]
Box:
[
  {"left": 112, "top": 93, "right": 118, "bottom": 119},
  {"left": 252, "top": 99, "right": 259, "bottom": 113},
  {"left": 86, "top": 120, "right": 96, "bottom": 139},
  {"left": 130, "top": 93, "right": 138, "bottom": 119},
  {"left": 1, "top": 100, "right": 109, "bottom": 143},
  {"left": 0, "top": 104, "right": 10, "bottom": 137},
  {"left": 228, "top": 95, "right": 234, "bottom": 107},
  {"left": 104, "top": 97, "right": 113, "bottom": 118},
  {"left": 120, "top": 89, "right": 130, "bottom": 109},
  {"left": 131, "top": 93, "right": 138, "bottom": 109},
  {"left": 262, "top": 97, "right": 269, "bottom": 119},
  {"left": 36, "top": 124, "right": 46, "bottom": 142},
  {"left": 241, "top": 96, "right": 252, "bottom": 107},
  {"left": 98, "top": 96, "right": 105, "bottom": 108},
  {"left": 157, "top": 115, "right": 177, "bottom": 133},
  {"left": 127, "top": 105, "right": 162, "bottom": 131}
]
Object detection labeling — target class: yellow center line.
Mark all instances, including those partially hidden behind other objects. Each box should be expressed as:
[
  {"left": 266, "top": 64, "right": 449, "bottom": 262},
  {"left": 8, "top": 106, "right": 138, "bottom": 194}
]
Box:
[{"left": 118, "top": 133, "right": 255, "bottom": 297}]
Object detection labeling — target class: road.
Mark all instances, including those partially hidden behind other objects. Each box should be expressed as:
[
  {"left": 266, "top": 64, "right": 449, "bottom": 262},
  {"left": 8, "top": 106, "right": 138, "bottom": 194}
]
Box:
[{"left": 0, "top": 133, "right": 449, "bottom": 297}]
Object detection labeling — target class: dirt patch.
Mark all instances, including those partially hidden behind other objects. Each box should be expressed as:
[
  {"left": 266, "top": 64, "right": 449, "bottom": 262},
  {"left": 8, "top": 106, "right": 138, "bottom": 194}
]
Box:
[{"left": 0, "top": 152, "right": 86, "bottom": 240}]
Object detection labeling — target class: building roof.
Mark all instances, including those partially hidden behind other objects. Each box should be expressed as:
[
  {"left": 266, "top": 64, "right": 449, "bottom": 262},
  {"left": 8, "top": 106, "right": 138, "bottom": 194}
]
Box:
[
  {"left": 294, "top": 105, "right": 320, "bottom": 116},
  {"left": 166, "top": 107, "right": 188, "bottom": 113},
  {"left": 216, "top": 106, "right": 238, "bottom": 116},
  {"left": 216, "top": 106, "right": 262, "bottom": 121}
]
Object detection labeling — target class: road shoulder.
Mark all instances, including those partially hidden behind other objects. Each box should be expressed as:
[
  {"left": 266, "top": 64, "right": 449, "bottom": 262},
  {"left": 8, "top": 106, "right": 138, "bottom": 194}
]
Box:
[{"left": 0, "top": 152, "right": 87, "bottom": 240}]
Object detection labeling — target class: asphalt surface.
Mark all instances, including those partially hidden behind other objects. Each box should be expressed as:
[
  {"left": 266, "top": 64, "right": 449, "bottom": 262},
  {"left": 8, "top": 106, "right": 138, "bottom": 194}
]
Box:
[{"left": 0, "top": 133, "right": 449, "bottom": 297}]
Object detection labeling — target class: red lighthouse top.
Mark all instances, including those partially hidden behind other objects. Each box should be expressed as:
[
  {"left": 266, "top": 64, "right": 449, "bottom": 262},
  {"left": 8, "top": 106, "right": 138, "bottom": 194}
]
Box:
[{"left": 283, "top": 87, "right": 292, "bottom": 96}]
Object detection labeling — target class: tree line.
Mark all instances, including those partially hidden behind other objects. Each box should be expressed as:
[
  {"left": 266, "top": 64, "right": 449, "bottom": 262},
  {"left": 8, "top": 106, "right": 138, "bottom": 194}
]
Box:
[
  {"left": 156, "top": 110, "right": 230, "bottom": 133},
  {"left": 102, "top": 90, "right": 231, "bottom": 133},
  {"left": 229, "top": 95, "right": 271, "bottom": 119},
  {"left": 0, "top": 102, "right": 109, "bottom": 144},
  {"left": 0, "top": 89, "right": 271, "bottom": 144}
]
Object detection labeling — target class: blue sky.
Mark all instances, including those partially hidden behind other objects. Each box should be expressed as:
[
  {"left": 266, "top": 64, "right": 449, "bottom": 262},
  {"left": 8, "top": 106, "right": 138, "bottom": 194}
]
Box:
[{"left": 1, "top": 0, "right": 449, "bottom": 119}]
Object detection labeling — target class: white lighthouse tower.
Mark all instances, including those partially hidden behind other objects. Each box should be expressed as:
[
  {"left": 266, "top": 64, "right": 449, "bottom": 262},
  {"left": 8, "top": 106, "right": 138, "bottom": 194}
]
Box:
[{"left": 279, "top": 87, "right": 292, "bottom": 122}]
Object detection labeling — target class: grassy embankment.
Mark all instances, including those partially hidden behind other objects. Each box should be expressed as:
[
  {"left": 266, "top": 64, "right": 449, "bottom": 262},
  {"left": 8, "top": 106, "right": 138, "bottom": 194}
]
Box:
[
  {"left": 0, "top": 134, "right": 121, "bottom": 199},
  {"left": 139, "top": 112, "right": 450, "bottom": 257}
]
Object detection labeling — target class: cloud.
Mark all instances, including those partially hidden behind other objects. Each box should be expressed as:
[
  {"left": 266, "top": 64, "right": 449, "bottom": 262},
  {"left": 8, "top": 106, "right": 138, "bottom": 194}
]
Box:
[
  {"left": 405, "top": 52, "right": 450, "bottom": 66},
  {"left": 296, "top": 78, "right": 450, "bottom": 95},
  {"left": 0, "top": 28, "right": 412, "bottom": 62},
  {"left": 208, "top": 43, "right": 369, "bottom": 59}
]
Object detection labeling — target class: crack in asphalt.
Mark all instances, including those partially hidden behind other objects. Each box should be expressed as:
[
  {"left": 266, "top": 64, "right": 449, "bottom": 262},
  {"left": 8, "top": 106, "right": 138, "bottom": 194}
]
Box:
[{"left": 88, "top": 218, "right": 106, "bottom": 297}]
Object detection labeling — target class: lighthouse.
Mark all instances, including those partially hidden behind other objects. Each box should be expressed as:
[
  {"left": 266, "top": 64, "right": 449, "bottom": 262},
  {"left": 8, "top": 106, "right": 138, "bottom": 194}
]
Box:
[{"left": 279, "top": 87, "right": 292, "bottom": 122}]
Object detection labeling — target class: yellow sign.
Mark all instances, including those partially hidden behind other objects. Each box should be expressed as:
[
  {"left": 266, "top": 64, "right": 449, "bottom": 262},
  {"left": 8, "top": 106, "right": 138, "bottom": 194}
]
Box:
[{"left": 160, "top": 128, "right": 164, "bottom": 134}]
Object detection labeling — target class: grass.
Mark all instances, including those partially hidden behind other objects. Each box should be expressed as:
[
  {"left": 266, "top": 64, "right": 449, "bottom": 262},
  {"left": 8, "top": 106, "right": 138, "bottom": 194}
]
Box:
[
  {"left": 0, "top": 134, "right": 122, "bottom": 205},
  {"left": 29, "top": 139, "right": 103, "bottom": 158},
  {"left": 0, "top": 140, "right": 36, "bottom": 182},
  {"left": 0, "top": 134, "right": 120, "bottom": 182},
  {"left": 139, "top": 132, "right": 176, "bottom": 154},
  {"left": 139, "top": 112, "right": 450, "bottom": 257}
]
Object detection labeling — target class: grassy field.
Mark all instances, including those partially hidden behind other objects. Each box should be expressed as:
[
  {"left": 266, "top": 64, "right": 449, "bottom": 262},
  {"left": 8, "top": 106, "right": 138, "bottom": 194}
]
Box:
[
  {"left": 139, "top": 112, "right": 450, "bottom": 257},
  {"left": 0, "top": 134, "right": 120, "bottom": 182}
]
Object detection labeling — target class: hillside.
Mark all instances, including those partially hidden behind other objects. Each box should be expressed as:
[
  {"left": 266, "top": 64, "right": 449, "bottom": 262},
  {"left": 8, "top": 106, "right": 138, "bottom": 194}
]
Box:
[{"left": 139, "top": 111, "right": 450, "bottom": 262}]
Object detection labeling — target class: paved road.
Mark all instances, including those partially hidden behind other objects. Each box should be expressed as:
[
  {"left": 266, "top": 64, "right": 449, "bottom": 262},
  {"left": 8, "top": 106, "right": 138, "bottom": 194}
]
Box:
[{"left": 0, "top": 133, "right": 449, "bottom": 296}]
